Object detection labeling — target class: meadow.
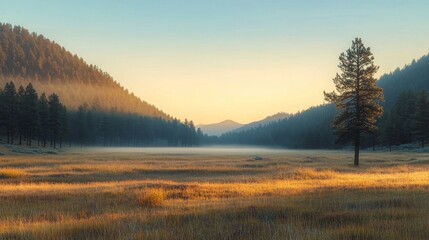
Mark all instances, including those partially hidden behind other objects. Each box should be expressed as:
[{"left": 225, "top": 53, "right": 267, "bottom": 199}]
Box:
[{"left": 0, "top": 147, "right": 428, "bottom": 239}]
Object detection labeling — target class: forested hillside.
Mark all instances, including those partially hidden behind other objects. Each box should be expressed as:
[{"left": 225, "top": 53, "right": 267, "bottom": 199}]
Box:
[
  {"left": 0, "top": 23, "right": 199, "bottom": 147},
  {"left": 378, "top": 54, "right": 429, "bottom": 108},
  {"left": 216, "top": 53, "right": 429, "bottom": 149},
  {"left": 219, "top": 105, "right": 336, "bottom": 148},
  {"left": 0, "top": 23, "right": 167, "bottom": 118},
  {"left": 233, "top": 112, "right": 290, "bottom": 133}
]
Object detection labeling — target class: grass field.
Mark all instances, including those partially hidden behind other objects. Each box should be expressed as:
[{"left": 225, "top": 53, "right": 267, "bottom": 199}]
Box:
[{"left": 0, "top": 147, "right": 428, "bottom": 239}]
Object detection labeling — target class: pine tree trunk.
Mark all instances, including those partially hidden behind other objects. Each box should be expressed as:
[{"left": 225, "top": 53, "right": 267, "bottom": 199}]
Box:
[{"left": 354, "top": 133, "right": 360, "bottom": 167}]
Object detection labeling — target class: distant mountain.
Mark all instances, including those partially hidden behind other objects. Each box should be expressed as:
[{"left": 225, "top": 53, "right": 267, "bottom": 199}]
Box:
[
  {"left": 0, "top": 23, "right": 168, "bottom": 118},
  {"left": 232, "top": 112, "right": 290, "bottom": 133},
  {"left": 198, "top": 120, "right": 243, "bottom": 136}
]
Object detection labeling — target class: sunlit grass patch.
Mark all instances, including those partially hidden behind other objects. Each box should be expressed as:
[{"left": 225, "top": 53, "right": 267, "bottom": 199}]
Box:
[
  {"left": 0, "top": 168, "right": 25, "bottom": 179},
  {"left": 289, "top": 167, "right": 338, "bottom": 180},
  {"left": 0, "top": 213, "right": 130, "bottom": 240},
  {"left": 135, "top": 188, "right": 165, "bottom": 207}
]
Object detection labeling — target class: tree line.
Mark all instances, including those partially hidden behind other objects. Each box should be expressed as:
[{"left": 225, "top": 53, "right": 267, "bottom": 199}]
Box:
[
  {"left": 68, "top": 106, "right": 199, "bottom": 147},
  {"left": 0, "top": 81, "right": 200, "bottom": 148},
  {"left": 0, "top": 81, "right": 67, "bottom": 147},
  {"left": 379, "top": 90, "right": 429, "bottom": 150}
]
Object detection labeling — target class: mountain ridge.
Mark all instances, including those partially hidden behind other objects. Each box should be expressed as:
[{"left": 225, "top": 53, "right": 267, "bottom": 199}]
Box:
[
  {"left": 231, "top": 112, "right": 290, "bottom": 134},
  {"left": 197, "top": 120, "right": 243, "bottom": 136}
]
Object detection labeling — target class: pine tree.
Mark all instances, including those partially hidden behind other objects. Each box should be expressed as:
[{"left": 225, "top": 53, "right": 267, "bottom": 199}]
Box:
[
  {"left": 23, "top": 83, "right": 39, "bottom": 146},
  {"left": 3, "top": 82, "right": 17, "bottom": 144},
  {"left": 38, "top": 93, "right": 50, "bottom": 147},
  {"left": 48, "top": 93, "right": 62, "bottom": 148},
  {"left": 76, "top": 105, "right": 87, "bottom": 147},
  {"left": 380, "top": 112, "right": 400, "bottom": 151},
  {"left": 85, "top": 110, "right": 95, "bottom": 145},
  {"left": 0, "top": 48, "right": 6, "bottom": 74},
  {"left": 16, "top": 86, "right": 26, "bottom": 145},
  {"left": 0, "top": 87, "right": 3, "bottom": 139},
  {"left": 412, "top": 91, "right": 429, "bottom": 148},
  {"left": 324, "top": 38, "right": 383, "bottom": 166},
  {"left": 59, "top": 105, "right": 68, "bottom": 148},
  {"left": 393, "top": 91, "right": 416, "bottom": 144},
  {"left": 197, "top": 128, "right": 203, "bottom": 146},
  {"left": 100, "top": 115, "right": 110, "bottom": 147}
]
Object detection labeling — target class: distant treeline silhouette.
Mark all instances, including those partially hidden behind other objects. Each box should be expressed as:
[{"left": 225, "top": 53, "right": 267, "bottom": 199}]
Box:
[
  {"left": 0, "top": 81, "right": 200, "bottom": 148},
  {"left": 68, "top": 106, "right": 200, "bottom": 147},
  {"left": 213, "top": 53, "right": 429, "bottom": 150}
]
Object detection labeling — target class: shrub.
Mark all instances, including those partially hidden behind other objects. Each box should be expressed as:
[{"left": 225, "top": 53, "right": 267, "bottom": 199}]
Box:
[{"left": 135, "top": 188, "right": 165, "bottom": 207}]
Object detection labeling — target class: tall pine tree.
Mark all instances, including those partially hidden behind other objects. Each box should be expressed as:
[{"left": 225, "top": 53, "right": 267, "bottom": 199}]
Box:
[
  {"left": 16, "top": 86, "right": 25, "bottom": 145},
  {"left": 48, "top": 93, "right": 62, "bottom": 148},
  {"left": 324, "top": 38, "right": 383, "bottom": 166},
  {"left": 380, "top": 111, "right": 400, "bottom": 151},
  {"left": 23, "top": 83, "right": 39, "bottom": 146},
  {"left": 38, "top": 93, "right": 50, "bottom": 147},
  {"left": 3, "top": 82, "right": 17, "bottom": 144}
]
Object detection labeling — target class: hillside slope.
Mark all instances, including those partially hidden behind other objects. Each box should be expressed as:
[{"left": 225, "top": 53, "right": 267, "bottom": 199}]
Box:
[
  {"left": 377, "top": 54, "right": 429, "bottom": 109},
  {"left": 0, "top": 23, "right": 168, "bottom": 118},
  {"left": 233, "top": 112, "right": 290, "bottom": 133}
]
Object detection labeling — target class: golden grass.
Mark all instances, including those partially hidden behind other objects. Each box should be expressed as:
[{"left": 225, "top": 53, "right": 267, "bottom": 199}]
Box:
[
  {"left": 289, "top": 167, "right": 338, "bottom": 180},
  {"left": 0, "top": 149, "right": 428, "bottom": 239},
  {"left": 0, "top": 168, "right": 25, "bottom": 179},
  {"left": 135, "top": 188, "right": 165, "bottom": 207}
]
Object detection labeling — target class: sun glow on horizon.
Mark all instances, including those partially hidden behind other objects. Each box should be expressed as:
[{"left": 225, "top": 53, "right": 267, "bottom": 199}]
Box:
[{"left": 1, "top": 0, "right": 429, "bottom": 124}]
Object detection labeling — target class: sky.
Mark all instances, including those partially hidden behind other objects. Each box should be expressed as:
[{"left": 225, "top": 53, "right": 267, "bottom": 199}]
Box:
[{"left": 1, "top": 0, "right": 429, "bottom": 124}]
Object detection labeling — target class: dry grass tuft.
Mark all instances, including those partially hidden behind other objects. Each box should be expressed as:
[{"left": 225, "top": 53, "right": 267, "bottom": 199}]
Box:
[
  {"left": 0, "top": 168, "right": 25, "bottom": 179},
  {"left": 135, "top": 188, "right": 165, "bottom": 207}
]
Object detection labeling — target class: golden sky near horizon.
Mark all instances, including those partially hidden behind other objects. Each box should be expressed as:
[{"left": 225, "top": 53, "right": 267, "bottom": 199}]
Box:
[{"left": 3, "top": 1, "right": 429, "bottom": 124}]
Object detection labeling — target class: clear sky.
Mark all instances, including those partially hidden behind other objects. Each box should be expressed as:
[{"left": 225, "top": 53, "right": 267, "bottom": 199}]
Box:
[{"left": 1, "top": 1, "right": 429, "bottom": 124}]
